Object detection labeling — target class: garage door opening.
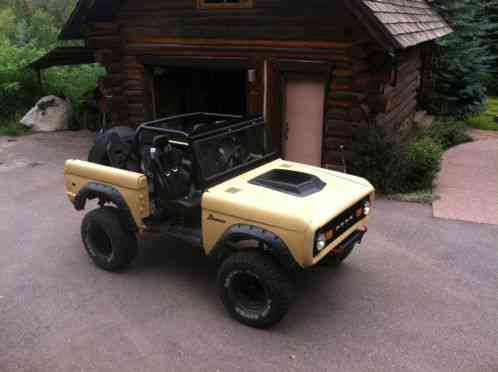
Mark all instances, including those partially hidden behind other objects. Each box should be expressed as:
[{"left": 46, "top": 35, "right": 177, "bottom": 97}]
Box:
[{"left": 151, "top": 67, "right": 247, "bottom": 118}]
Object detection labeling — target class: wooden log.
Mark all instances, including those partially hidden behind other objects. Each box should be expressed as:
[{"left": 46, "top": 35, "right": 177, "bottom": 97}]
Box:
[
  {"left": 370, "top": 75, "right": 419, "bottom": 113},
  {"left": 126, "top": 36, "right": 354, "bottom": 50},
  {"left": 377, "top": 97, "right": 417, "bottom": 128},
  {"left": 385, "top": 82, "right": 419, "bottom": 113},
  {"left": 122, "top": 64, "right": 145, "bottom": 72},
  {"left": 330, "top": 100, "right": 353, "bottom": 109},
  {"left": 87, "top": 36, "right": 121, "bottom": 50},
  {"left": 123, "top": 80, "right": 146, "bottom": 89},
  {"left": 86, "top": 22, "right": 119, "bottom": 37},
  {"left": 128, "top": 103, "right": 145, "bottom": 113},
  {"left": 124, "top": 89, "right": 145, "bottom": 97},
  {"left": 330, "top": 82, "right": 351, "bottom": 91},
  {"left": 94, "top": 49, "right": 114, "bottom": 66},
  {"left": 326, "top": 108, "right": 351, "bottom": 121},
  {"left": 123, "top": 71, "right": 144, "bottom": 81},
  {"left": 109, "top": 96, "right": 127, "bottom": 107},
  {"left": 384, "top": 69, "right": 420, "bottom": 95},
  {"left": 107, "top": 63, "right": 122, "bottom": 74},
  {"left": 122, "top": 56, "right": 140, "bottom": 65},
  {"left": 101, "top": 74, "right": 122, "bottom": 89},
  {"left": 352, "top": 75, "right": 384, "bottom": 92}
]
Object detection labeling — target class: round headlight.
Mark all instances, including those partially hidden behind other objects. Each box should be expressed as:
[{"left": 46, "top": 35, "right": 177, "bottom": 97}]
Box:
[
  {"left": 364, "top": 201, "right": 371, "bottom": 216},
  {"left": 316, "top": 233, "right": 327, "bottom": 251}
]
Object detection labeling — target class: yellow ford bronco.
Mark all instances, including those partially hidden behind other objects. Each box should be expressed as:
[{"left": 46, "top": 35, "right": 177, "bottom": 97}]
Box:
[{"left": 65, "top": 113, "right": 374, "bottom": 328}]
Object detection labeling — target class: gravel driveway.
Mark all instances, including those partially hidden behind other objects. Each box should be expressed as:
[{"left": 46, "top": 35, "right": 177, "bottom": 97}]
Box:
[{"left": 1, "top": 132, "right": 497, "bottom": 372}]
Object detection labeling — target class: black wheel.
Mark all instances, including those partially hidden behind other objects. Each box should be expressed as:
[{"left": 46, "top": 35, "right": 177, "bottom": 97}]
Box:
[
  {"left": 217, "top": 251, "right": 294, "bottom": 328},
  {"left": 320, "top": 243, "right": 357, "bottom": 266},
  {"left": 81, "top": 207, "right": 137, "bottom": 271}
]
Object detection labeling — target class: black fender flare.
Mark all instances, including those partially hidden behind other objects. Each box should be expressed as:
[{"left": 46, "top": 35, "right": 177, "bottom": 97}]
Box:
[
  {"left": 73, "top": 182, "right": 138, "bottom": 232},
  {"left": 208, "top": 224, "right": 301, "bottom": 273}
]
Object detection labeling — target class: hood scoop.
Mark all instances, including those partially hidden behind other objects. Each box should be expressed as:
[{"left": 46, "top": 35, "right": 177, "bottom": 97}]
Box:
[{"left": 249, "top": 169, "right": 326, "bottom": 197}]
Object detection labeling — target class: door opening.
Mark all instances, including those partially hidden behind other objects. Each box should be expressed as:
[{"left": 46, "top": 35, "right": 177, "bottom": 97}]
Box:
[{"left": 282, "top": 76, "right": 325, "bottom": 167}]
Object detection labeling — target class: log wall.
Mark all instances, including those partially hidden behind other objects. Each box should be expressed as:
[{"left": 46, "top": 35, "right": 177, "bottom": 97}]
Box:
[
  {"left": 85, "top": 0, "right": 426, "bottom": 169},
  {"left": 117, "top": 0, "right": 355, "bottom": 42},
  {"left": 323, "top": 42, "right": 424, "bottom": 169},
  {"left": 375, "top": 47, "right": 422, "bottom": 132}
]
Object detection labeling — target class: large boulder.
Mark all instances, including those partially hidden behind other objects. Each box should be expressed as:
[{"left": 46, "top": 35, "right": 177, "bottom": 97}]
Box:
[{"left": 20, "top": 95, "right": 73, "bottom": 132}]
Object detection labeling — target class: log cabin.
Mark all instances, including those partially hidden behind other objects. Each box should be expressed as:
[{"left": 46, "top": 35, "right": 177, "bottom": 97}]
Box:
[{"left": 31, "top": 0, "right": 452, "bottom": 169}]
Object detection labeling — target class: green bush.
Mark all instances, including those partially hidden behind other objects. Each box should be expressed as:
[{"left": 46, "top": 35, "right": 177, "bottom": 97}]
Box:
[
  {"left": 351, "top": 125, "right": 444, "bottom": 194},
  {"left": 351, "top": 124, "right": 409, "bottom": 194},
  {"left": 466, "top": 96, "right": 498, "bottom": 131},
  {"left": 0, "top": 40, "right": 46, "bottom": 118},
  {"left": 422, "top": 120, "right": 472, "bottom": 150},
  {"left": 405, "top": 138, "right": 443, "bottom": 191}
]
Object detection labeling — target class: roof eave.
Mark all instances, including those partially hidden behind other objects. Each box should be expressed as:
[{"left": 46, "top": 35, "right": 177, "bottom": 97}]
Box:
[{"left": 343, "top": 0, "right": 403, "bottom": 51}]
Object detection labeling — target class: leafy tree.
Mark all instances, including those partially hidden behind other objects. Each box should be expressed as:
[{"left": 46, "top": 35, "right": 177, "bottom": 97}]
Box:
[
  {"left": 0, "top": 0, "right": 103, "bottom": 129},
  {"left": 26, "top": 9, "right": 58, "bottom": 49},
  {"left": 0, "top": 7, "right": 17, "bottom": 42},
  {"left": 431, "top": 0, "right": 489, "bottom": 116},
  {"left": 31, "top": 0, "right": 77, "bottom": 27}
]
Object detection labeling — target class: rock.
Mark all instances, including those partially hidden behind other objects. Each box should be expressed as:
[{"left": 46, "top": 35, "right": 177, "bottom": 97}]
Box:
[{"left": 20, "top": 95, "right": 73, "bottom": 132}]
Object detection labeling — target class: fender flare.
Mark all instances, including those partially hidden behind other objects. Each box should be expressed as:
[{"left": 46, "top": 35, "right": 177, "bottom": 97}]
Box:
[
  {"left": 73, "top": 182, "right": 138, "bottom": 232},
  {"left": 209, "top": 224, "right": 301, "bottom": 273}
]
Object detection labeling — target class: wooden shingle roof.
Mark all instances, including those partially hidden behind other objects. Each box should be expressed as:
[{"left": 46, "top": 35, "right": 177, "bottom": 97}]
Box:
[
  {"left": 59, "top": 0, "right": 452, "bottom": 50},
  {"left": 359, "top": 0, "right": 453, "bottom": 49}
]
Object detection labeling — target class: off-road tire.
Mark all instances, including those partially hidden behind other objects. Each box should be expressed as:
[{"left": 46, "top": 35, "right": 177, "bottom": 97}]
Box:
[
  {"left": 88, "top": 126, "right": 136, "bottom": 166},
  {"left": 81, "top": 207, "right": 137, "bottom": 271},
  {"left": 88, "top": 142, "right": 110, "bottom": 165},
  {"left": 217, "top": 251, "right": 294, "bottom": 328}
]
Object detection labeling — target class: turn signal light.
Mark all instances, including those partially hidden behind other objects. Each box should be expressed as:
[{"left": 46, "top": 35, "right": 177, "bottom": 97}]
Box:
[{"left": 355, "top": 207, "right": 364, "bottom": 218}]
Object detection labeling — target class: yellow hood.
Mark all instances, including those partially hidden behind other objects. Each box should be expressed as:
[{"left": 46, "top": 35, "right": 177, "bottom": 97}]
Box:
[{"left": 202, "top": 159, "right": 374, "bottom": 233}]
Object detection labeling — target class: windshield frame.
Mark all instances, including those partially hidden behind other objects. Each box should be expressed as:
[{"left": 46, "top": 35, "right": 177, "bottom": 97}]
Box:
[{"left": 191, "top": 119, "right": 278, "bottom": 189}]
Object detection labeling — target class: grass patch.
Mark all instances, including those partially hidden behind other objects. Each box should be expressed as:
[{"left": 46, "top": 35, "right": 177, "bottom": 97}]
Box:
[
  {"left": 385, "top": 190, "right": 440, "bottom": 205},
  {"left": 466, "top": 97, "right": 498, "bottom": 131},
  {"left": 0, "top": 120, "right": 30, "bottom": 137}
]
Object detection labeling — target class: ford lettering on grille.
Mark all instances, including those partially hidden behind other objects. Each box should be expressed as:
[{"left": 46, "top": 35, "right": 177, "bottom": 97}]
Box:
[{"left": 313, "top": 196, "right": 369, "bottom": 256}]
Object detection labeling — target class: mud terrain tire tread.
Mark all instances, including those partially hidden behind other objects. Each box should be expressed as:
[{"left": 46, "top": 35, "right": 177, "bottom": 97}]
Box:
[{"left": 217, "top": 251, "right": 294, "bottom": 328}]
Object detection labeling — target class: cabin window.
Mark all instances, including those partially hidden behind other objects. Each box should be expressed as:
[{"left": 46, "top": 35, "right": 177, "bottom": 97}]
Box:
[{"left": 197, "top": 0, "right": 253, "bottom": 9}]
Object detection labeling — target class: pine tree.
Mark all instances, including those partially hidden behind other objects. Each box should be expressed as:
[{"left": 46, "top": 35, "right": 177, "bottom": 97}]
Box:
[
  {"left": 431, "top": 0, "right": 489, "bottom": 116},
  {"left": 483, "top": 0, "right": 498, "bottom": 94}
]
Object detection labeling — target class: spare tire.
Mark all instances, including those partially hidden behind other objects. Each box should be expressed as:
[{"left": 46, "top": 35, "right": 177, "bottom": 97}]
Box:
[{"left": 88, "top": 126, "right": 136, "bottom": 166}]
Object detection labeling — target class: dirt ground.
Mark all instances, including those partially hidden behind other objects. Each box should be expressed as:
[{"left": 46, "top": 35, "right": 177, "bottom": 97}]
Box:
[{"left": 1, "top": 131, "right": 497, "bottom": 372}]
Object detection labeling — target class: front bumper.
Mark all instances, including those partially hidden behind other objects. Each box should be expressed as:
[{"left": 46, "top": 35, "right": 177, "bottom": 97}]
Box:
[
  {"left": 330, "top": 227, "right": 367, "bottom": 258},
  {"left": 309, "top": 223, "right": 368, "bottom": 266}
]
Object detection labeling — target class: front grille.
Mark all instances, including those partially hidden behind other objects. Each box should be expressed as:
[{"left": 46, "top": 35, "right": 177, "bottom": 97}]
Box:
[{"left": 314, "top": 196, "right": 369, "bottom": 256}]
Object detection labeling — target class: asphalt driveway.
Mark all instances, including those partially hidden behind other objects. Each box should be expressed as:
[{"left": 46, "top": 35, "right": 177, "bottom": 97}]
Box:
[{"left": 1, "top": 132, "right": 497, "bottom": 372}]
